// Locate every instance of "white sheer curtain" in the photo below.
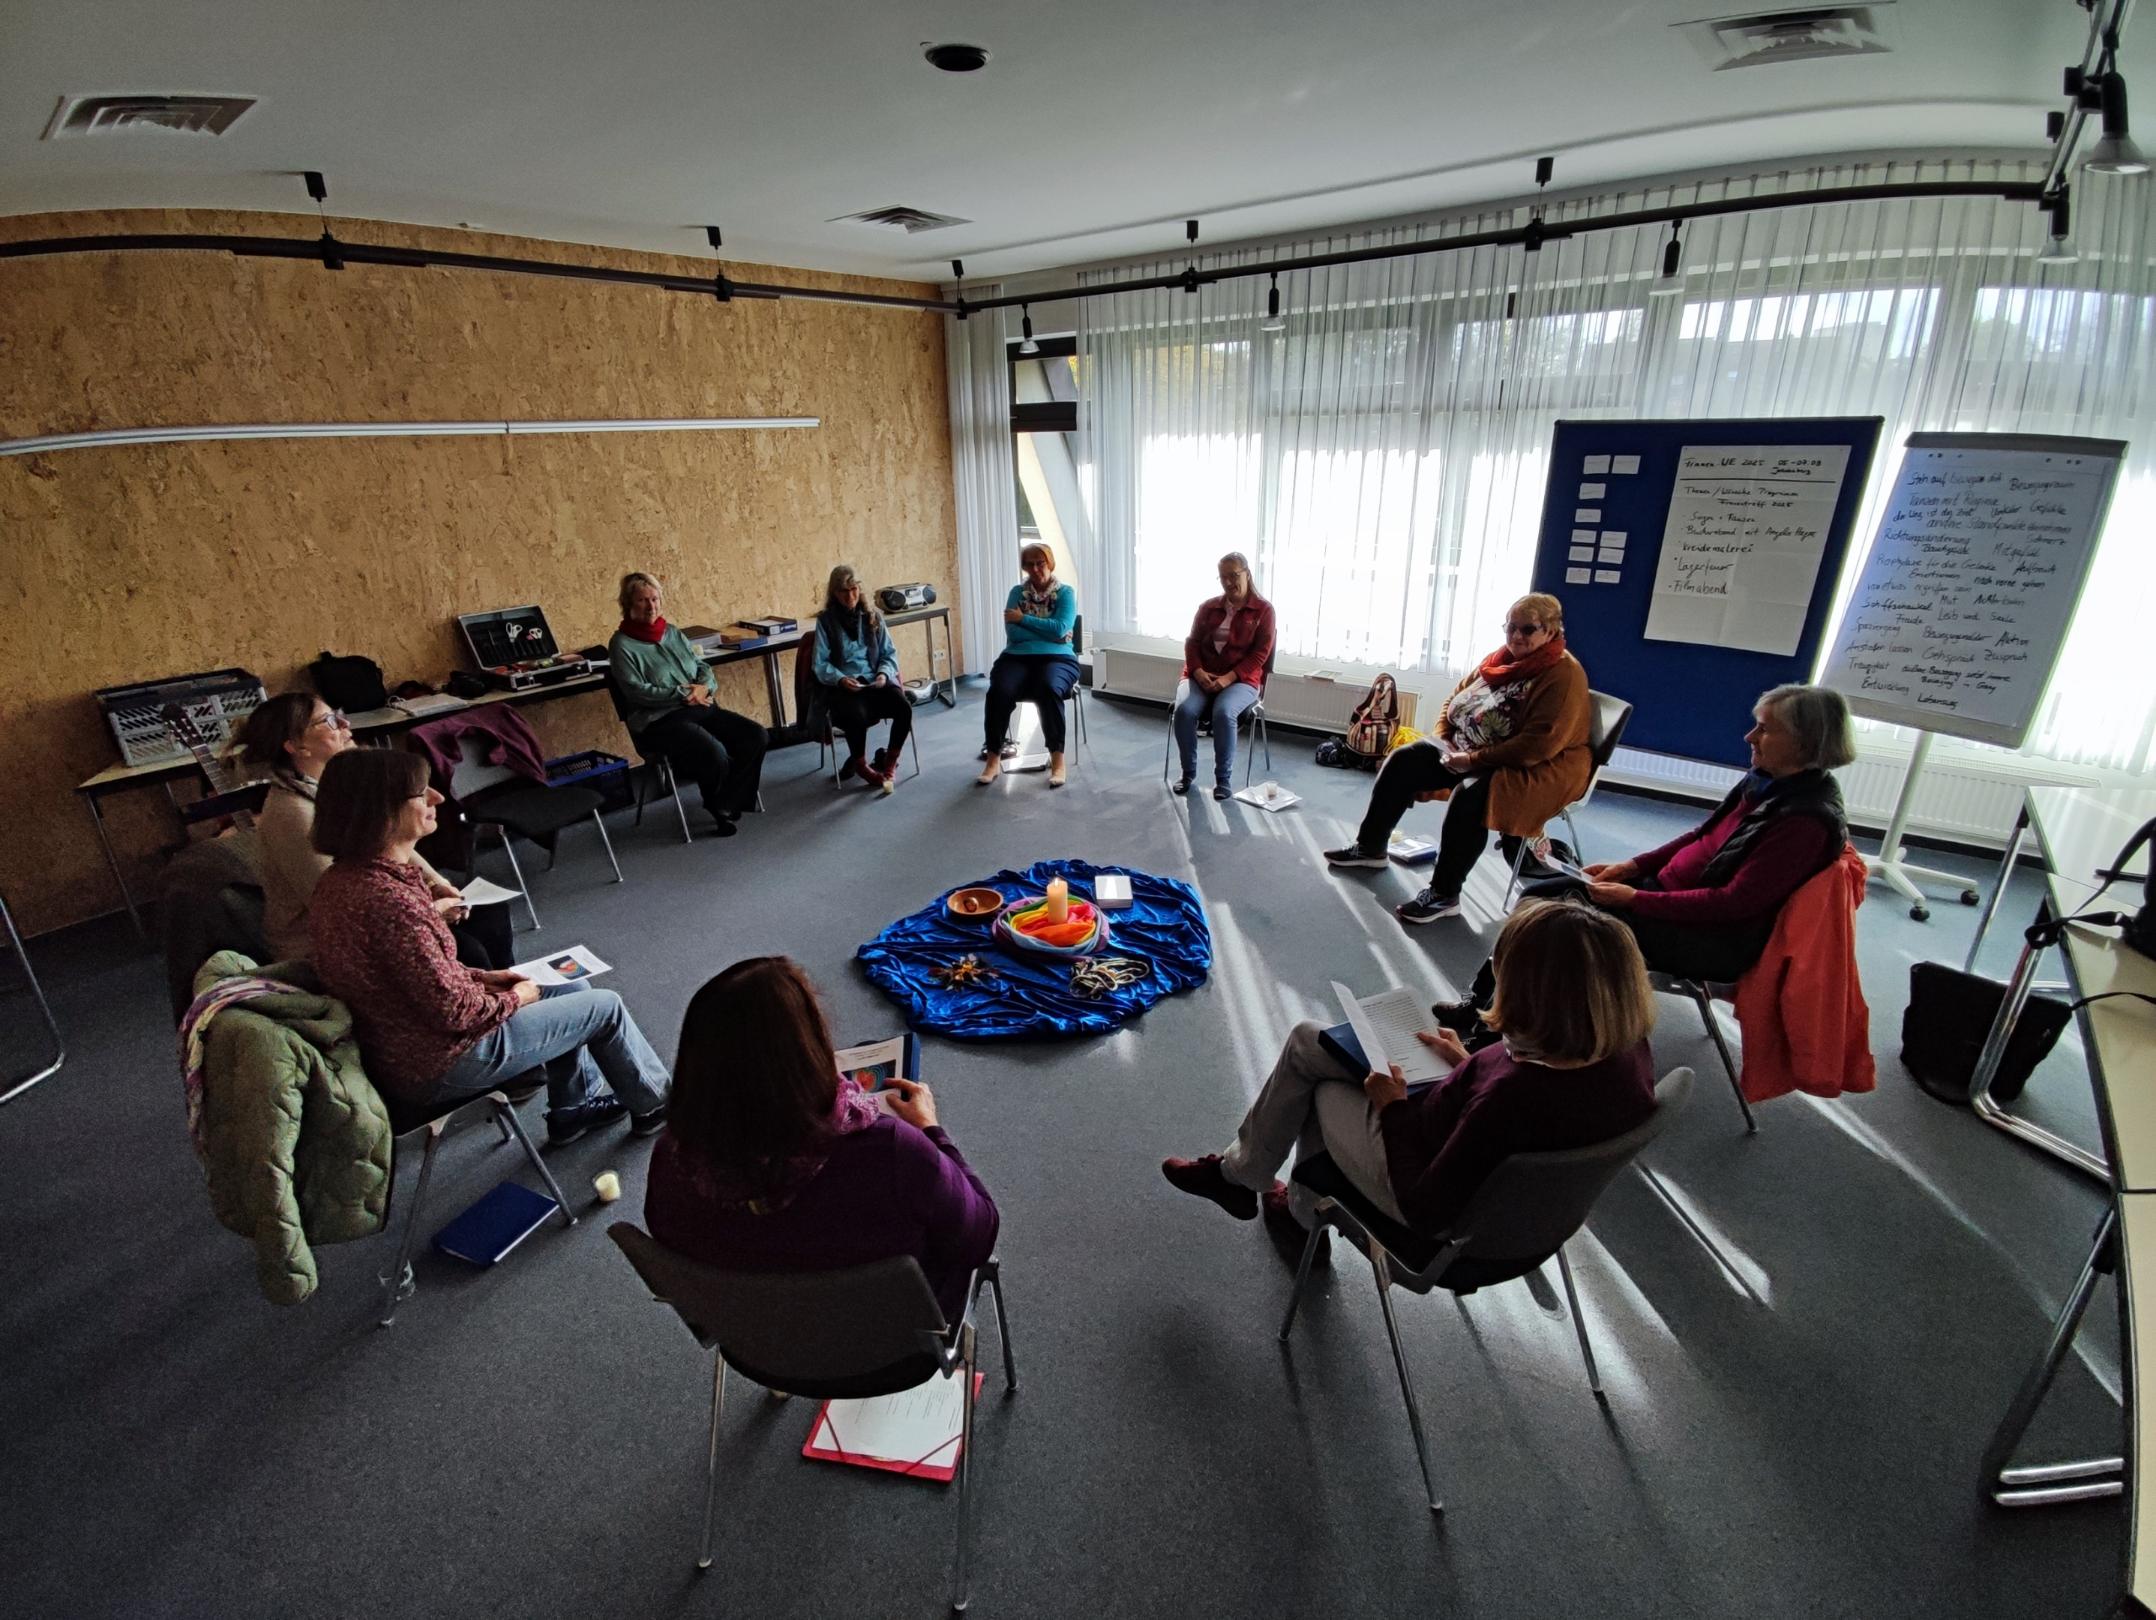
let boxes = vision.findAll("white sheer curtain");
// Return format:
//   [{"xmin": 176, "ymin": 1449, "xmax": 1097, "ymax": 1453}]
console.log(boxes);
[
  {"xmin": 1075, "ymin": 159, "xmax": 2156, "ymax": 773},
  {"xmin": 947, "ymin": 297, "xmax": 1017, "ymax": 676}
]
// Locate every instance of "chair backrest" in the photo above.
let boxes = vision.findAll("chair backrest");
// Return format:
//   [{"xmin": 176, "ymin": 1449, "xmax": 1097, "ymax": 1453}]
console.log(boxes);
[
  {"xmin": 1070, "ymin": 614, "xmax": 1085, "ymax": 656},
  {"xmin": 609, "ymin": 1223, "xmax": 949, "ymax": 1393},
  {"xmin": 792, "ymin": 633, "xmax": 831, "ymax": 736},
  {"xmin": 450, "ymin": 733, "xmax": 521, "ymax": 800},
  {"xmin": 1438, "ymin": 1066, "xmax": 1692, "ymax": 1268},
  {"xmin": 602, "ymin": 671, "xmax": 632, "ymax": 725},
  {"xmin": 1587, "ymin": 691, "xmax": 1633, "ymax": 772}
]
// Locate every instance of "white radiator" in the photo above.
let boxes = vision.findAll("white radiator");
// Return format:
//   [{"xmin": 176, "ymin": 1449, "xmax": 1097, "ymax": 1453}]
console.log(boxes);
[{"xmin": 1092, "ymin": 644, "xmax": 1421, "ymax": 732}]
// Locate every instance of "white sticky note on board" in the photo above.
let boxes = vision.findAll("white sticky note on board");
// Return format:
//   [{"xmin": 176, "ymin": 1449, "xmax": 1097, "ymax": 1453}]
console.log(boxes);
[
  {"xmin": 1565, "ymin": 566, "xmax": 1591, "ymax": 584},
  {"xmin": 1595, "ymin": 568, "xmax": 1621, "ymax": 583},
  {"xmin": 1569, "ymin": 546, "xmax": 1595, "ymax": 562},
  {"xmin": 1574, "ymin": 508, "xmax": 1601, "ymax": 523},
  {"xmin": 1612, "ymin": 455, "xmax": 1642, "ymax": 475},
  {"xmin": 1601, "ymin": 531, "xmax": 1627, "ymax": 547},
  {"xmin": 1598, "ymin": 546, "xmax": 1624, "ymax": 564},
  {"xmin": 1582, "ymin": 455, "xmax": 1612, "ymax": 475},
  {"xmin": 1579, "ymin": 482, "xmax": 1607, "ymax": 499},
  {"xmin": 1571, "ymin": 528, "xmax": 1595, "ymax": 544}
]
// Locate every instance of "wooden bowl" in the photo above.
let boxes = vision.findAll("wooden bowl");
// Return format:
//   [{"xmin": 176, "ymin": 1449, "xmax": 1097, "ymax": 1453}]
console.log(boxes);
[{"xmin": 946, "ymin": 886, "xmax": 1007, "ymax": 921}]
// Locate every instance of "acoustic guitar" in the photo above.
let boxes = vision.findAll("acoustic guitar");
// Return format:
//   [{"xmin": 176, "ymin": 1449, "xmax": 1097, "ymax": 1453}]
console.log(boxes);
[{"xmin": 158, "ymin": 703, "xmax": 267, "ymax": 833}]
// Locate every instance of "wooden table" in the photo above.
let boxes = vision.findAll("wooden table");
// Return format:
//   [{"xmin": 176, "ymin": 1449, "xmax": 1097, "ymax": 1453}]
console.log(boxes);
[{"xmin": 74, "ymin": 631, "xmax": 807, "ymax": 938}]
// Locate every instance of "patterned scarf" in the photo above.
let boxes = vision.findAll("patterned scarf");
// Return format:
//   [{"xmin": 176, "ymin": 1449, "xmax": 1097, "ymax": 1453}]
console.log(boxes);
[
  {"xmin": 178, "ymin": 973, "xmax": 310, "ymax": 1161},
  {"xmin": 1019, "ymin": 574, "xmax": 1061, "ymax": 619}
]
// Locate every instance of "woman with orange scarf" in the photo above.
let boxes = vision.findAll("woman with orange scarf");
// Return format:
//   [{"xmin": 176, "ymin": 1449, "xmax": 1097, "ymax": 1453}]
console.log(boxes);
[{"xmin": 1324, "ymin": 593, "xmax": 1591, "ymax": 924}]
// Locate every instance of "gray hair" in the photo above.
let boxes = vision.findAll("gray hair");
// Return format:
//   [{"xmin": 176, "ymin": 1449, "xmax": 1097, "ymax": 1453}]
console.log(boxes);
[
  {"xmin": 1757, "ymin": 684, "xmax": 1856, "ymax": 771},
  {"xmin": 1219, "ymin": 551, "xmax": 1252, "ymax": 580},
  {"xmin": 618, "ymin": 570, "xmax": 661, "ymax": 612}
]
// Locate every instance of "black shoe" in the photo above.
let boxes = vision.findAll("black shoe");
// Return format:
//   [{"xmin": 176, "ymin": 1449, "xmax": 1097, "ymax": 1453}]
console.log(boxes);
[
  {"xmin": 1396, "ymin": 887, "xmax": 1462, "ymax": 925},
  {"xmin": 1212, "ymin": 784, "xmax": 1231, "ymax": 801},
  {"xmin": 871, "ymin": 747, "xmax": 892, "ymax": 777},
  {"xmin": 629, "ymin": 1103, "xmax": 668, "ymax": 1139},
  {"xmin": 1323, "ymin": 844, "xmax": 1388, "ymax": 870},
  {"xmin": 1171, "ymin": 776, "xmax": 1193, "ymax": 796},
  {"xmin": 708, "ymin": 816, "xmax": 738, "ymax": 838},
  {"xmin": 547, "ymin": 1095, "xmax": 628, "ymax": 1147},
  {"xmin": 1430, "ymin": 997, "xmax": 1483, "ymax": 1037}
]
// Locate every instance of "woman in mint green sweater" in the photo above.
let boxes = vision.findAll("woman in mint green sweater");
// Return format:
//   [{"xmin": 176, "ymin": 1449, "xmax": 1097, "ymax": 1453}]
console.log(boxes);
[
  {"xmin": 976, "ymin": 542, "xmax": 1079, "ymax": 789},
  {"xmin": 608, "ymin": 572, "xmax": 768, "ymax": 836}
]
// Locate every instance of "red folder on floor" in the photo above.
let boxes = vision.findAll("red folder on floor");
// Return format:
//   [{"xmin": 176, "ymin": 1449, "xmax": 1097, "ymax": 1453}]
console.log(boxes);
[{"xmin": 801, "ymin": 1370, "xmax": 985, "ymax": 1484}]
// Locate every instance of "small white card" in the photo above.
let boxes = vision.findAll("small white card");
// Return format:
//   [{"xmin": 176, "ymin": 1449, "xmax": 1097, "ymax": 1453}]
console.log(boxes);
[
  {"xmin": 1611, "ymin": 454, "xmax": 1642, "ymax": 475},
  {"xmin": 1574, "ymin": 508, "xmax": 1601, "ymax": 523},
  {"xmin": 1582, "ymin": 454, "xmax": 1612, "ymax": 474},
  {"xmin": 1600, "ymin": 530, "xmax": 1627, "ymax": 546},
  {"xmin": 1598, "ymin": 546, "xmax": 1625, "ymax": 564},
  {"xmin": 1565, "ymin": 566, "xmax": 1591, "ymax": 584},
  {"xmin": 461, "ymin": 877, "xmax": 523, "ymax": 907},
  {"xmin": 1571, "ymin": 528, "xmax": 1595, "ymax": 544},
  {"xmin": 1579, "ymin": 481, "xmax": 1607, "ymax": 499},
  {"xmin": 1594, "ymin": 568, "xmax": 1621, "ymax": 583},
  {"xmin": 1569, "ymin": 545, "xmax": 1595, "ymax": 562}
]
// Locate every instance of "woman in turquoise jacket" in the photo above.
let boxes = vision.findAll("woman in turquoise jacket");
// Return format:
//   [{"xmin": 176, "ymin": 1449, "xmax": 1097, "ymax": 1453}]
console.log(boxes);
[
  {"xmin": 976, "ymin": 541, "xmax": 1079, "ymax": 789},
  {"xmin": 607, "ymin": 571, "xmax": 768, "ymax": 836},
  {"xmin": 813, "ymin": 565, "xmax": 911, "ymax": 794}
]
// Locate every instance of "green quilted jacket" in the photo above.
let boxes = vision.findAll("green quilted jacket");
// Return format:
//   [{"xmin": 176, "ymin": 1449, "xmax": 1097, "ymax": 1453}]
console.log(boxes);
[{"xmin": 192, "ymin": 951, "xmax": 393, "ymax": 1304}]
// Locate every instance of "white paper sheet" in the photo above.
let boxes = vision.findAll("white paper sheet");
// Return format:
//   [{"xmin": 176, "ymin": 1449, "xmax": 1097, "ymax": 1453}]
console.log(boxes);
[
  {"xmin": 1612, "ymin": 454, "xmax": 1642, "ymax": 475},
  {"xmin": 1598, "ymin": 547, "xmax": 1624, "ymax": 564},
  {"xmin": 1579, "ymin": 481, "xmax": 1607, "ymax": 499},
  {"xmin": 1582, "ymin": 454, "xmax": 1612, "ymax": 474},
  {"xmin": 1594, "ymin": 568, "xmax": 1621, "ymax": 583},
  {"xmin": 1333, "ymin": 981, "xmax": 1444, "ymax": 1082},
  {"xmin": 1565, "ymin": 566, "xmax": 1591, "ymax": 584},
  {"xmin": 510, "ymin": 944, "xmax": 613, "ymax": 986},
  {"xmin": 1571, "ymin": 528, "xmax": 1595, "ymax": 544},
  {"xmin": 809, "ymin": 1369, "xmax": 972, "ymax": 1473},
  {"xmin": 1568, "ymin": 546, "xmax": 1594, "ymax": 563},
  {"xmin": 1643, "ymin": 444, "xmax": 1851, "ymax": 655},
  {"xmin": 461, "ymin": 877, "xmax": 523, "ymax": 907},
  {"xmin": 1601, "ymin": 530, "xmax": 1627, "ymax": 546},
  {"xmin": 1574, "ymin": 508, "xmax": 1601, "ymax": 524},
  {"xmin": 1233, "ymin": 781, "xmax": 1300, "ymax": 812}
]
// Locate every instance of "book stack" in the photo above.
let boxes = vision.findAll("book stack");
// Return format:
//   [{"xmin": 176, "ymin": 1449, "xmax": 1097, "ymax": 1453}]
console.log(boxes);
[{"xmin": 725, "ymin": 616, "xmax": 799, "ymax": 644}]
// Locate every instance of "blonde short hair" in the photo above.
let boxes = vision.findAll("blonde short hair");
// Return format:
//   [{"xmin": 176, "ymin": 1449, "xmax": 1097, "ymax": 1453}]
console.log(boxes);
[
  {"xmin": 618, "ymin": 570, "xmax": 661, "ymax": 612},
  {"xmin": 1511, "ymin": 593, "xmax": 1563, "ymax": 633},
  {"xmin": 1020, "ymin": 541, "xmax": 1056, "ymax": 572},
  {"xmin": 1484, "ymin": 899, "xmax": 1655, "ymax": 1064}
]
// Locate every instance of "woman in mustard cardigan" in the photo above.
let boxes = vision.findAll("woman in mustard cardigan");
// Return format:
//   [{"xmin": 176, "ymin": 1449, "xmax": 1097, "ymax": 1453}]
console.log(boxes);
[{"xmin": 1324, "ymin": 593, "xmax": 1591, "ymax": 924}]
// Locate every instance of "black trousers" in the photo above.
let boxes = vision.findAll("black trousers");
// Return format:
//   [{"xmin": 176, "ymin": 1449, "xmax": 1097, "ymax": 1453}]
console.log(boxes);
[
  {"xmin": 451, "ymin": 901, "xmax": 514, "ymax": 971},
  {"xmin": 1464, "ymin": 882, "xmax": 1773, "ymax": 1006},
  {"xmin": 1355, "ymin": 741, "xmax": 1520, "ymax": 897},
  {"xmin": 640, "ymin": 704, "xmax": 769, "ymax": 818},
  {"xmin": 983, "ymin": 654, "xmax": 1081, "ymax": 755},
  {"xmin": 826, "ymin": 682, "xmax": 914, "ymax": 764}
]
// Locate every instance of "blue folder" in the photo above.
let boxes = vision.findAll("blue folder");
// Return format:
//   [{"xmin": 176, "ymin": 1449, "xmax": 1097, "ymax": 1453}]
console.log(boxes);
[{"xmin": 433, "ymin": 1181, "xmax": 559, "ymax": 1266}]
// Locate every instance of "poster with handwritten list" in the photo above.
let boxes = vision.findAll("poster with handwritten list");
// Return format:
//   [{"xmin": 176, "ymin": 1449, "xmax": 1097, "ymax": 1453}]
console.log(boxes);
[
  {"xmin": 1819, "ymin": 436, "xmax": 2125, "ymax": 749},
  {"xmin": 1643, "ymin": 445, "xmax": 1851, "ymax": 655}
]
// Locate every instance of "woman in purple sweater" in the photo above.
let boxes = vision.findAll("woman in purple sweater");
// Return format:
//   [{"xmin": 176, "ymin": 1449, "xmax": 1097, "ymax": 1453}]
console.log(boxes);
[
  {"xmin": 1161, "ymin": 902, "xmax": 1657, "ymax": 1260},
  {"xmin": 645, "ymin": 957, "xmax": 999, "ymax": 1322}
]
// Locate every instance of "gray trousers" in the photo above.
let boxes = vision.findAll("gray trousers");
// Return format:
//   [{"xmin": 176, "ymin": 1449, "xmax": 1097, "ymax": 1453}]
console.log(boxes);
[{"xmin": 1220, "ymin": 1021, "xmax": 1409, "ymax": 1228}]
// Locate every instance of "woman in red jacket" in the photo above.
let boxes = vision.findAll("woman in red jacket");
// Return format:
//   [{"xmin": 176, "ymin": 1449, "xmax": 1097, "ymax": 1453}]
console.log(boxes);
[
  {"xmin": 1171, "ymin": 552, "xmax": 1275, "ymax": 801},
  {"xmin": 1161, "ymin": 900, "xmax": 1657, "ymax": 1264}
]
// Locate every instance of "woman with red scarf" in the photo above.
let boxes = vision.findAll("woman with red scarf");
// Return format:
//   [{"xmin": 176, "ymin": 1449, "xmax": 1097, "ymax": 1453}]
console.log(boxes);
[
  {"xmin": 607, "ymin": 570, "xmax": 768, "ymax": 836},
  {"xmin": 644, "ymin": 956, "xmax": 1000, "ymax": 1324},
  {"xmin": 1325, "ymin": 593, "xmax": 1591, "ymax": 924}
]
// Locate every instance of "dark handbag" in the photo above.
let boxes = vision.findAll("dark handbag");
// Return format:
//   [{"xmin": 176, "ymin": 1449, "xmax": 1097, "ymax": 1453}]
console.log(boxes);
[
  {"xmin": 1900, "ymin": 961, "xmax": 2074, "ymax": 1105},
  {"xmin": 309, "ymin": 650, "xmax": 389, "ymax": 712}
]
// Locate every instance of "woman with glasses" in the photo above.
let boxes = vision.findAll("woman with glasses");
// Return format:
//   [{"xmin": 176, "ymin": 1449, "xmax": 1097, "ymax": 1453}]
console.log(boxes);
[
  {"xmin": 235, "ymin": 693, "xmax": 511, "ymax": 969},
  {"xmin": 1170, "ymin": 551, "xmax": 1275, "ymax": 801},
  {"xmin": 309, "ymin": 748, "xmax": 672, "ymax": 1146},
  {"xmin": 1323, "ymin": 593, "xmax": 1592, "ymax": 924},
  {"xmin": 811, "ymin": 564, "xmax": 911, "ymax": 794},
  {"xmin": 609, "ymin": 570, "xmax": 769, "ymax": 836},
  {"xmin": 975, "ymin": 541, "xmax": 1080, "ymax": 790}
]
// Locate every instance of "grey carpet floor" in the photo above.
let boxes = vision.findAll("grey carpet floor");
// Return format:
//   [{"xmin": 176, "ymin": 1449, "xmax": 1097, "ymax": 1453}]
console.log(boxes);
[{"xmin": 0, "ymin": 682, "xmax": 2127, "ymax": 1619}]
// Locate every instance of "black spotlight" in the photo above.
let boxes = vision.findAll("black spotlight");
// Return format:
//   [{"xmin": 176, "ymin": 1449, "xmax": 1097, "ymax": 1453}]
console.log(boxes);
[{"xmin": 924, "ymin": 43, "xmax": 990, "ymax": 72}]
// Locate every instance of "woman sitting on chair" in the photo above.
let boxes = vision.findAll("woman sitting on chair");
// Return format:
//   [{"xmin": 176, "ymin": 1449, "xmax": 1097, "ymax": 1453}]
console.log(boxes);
[
  {"xmin": 976, "ymin": 541, "xmax": 1079, "ymax": 791},
  {"xmin": 1171, "ymin": 551, "xmax": 1275, "ymax": 801},
  {"xmin": 645, "ymin": 956, "xmax": 999, "ymax": 1321},
  {"xmin": 308, "ymin": 749, "xmax": 672, "ymax": 1146},
  {"xmin": 1325, "ymin": 592, "xmax": 1591, "ymax": 926},
  {"xmin": 1435, "ymin": 684, "xmax": 1855, "ymax": 1034},
  {"xmin": 812, "ymin": 564, "xmax": 911, "ymax": 796},
  {"xmin": 608, "ymin": 570, "xmax": 768, "ymax": 837},
  {"xmin": 235, "ymin": 692, "xmax": 510, "ymax": 970},
  {"xmin": 1162, "ymin": 900, "xmax": 1656, "ymax": 1265}
]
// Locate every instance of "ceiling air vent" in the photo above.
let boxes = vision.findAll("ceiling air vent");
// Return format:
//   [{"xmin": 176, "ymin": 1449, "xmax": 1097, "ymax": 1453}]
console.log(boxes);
[
  {"xmin": 43, "ymin": 94, "xmax": 257, "ymax": 140},
  {"xmin": 1678, "ymin": 5, "xmax": 1896, "ymax": 70},
  {"xmin": 833, "ymin": 205, "xmax": 972, "ymax": 234}
]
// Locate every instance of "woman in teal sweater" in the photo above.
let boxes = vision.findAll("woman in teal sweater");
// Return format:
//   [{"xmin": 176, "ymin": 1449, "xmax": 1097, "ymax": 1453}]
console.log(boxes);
[
  {"xmin": 607, "ymin": 571, "xmax": 768, "ymax": 836},
  {"xmin": 976, "ymin": 542, "xmax": 1080, "ymax": 789},
  {"xmin": 812, "ymin": 564, "xmax": 911, "ymax": 794}
]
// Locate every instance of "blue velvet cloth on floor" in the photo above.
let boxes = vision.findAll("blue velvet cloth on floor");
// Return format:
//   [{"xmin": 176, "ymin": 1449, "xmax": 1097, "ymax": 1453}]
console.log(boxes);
[{"xmin": 857, "ymin": 858, "xmax": 1211, "ymax": 1039}]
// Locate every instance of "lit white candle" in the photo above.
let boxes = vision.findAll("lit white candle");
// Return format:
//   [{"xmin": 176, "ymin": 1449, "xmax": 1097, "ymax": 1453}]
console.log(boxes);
[{"xmin": 1044, "ymin": 877, "xmax": 1069, "ymax": 923}]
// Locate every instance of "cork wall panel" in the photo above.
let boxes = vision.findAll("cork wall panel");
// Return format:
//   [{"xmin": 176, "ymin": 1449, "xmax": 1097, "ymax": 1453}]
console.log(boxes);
[{"xmin": 0, "ymin": 210, "xmax": 960, "ymax": 934}]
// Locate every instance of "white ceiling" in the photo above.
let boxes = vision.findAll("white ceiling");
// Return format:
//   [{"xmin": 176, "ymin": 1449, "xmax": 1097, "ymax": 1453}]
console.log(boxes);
[{"xmin": 0, "ymin": 0, "xmax": 2138, "ymax": 284}]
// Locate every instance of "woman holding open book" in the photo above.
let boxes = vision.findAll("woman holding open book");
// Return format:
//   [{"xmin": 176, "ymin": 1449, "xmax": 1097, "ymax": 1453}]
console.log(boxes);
[
  {"xmin": 1161, "ymin": 901, "xmax": 1656, "ymax": 1265},
  {"xmin": 646, "ymin": 956, "xmax": 999, "ymax": 1322}
]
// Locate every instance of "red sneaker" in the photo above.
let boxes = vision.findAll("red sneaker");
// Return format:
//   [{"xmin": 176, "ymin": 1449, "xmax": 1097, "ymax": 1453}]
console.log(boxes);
[
  {"xmin": 1160, "ymin": 1154, "xmax": 1262, "ymax": 1220},
  {"xmin": 839, "ymin": 756, "xmax": 865, "ymax": 785},
  {"xmin": 1263, "ymin": 1184, "xmax": 1331, "ymax": 1270}
]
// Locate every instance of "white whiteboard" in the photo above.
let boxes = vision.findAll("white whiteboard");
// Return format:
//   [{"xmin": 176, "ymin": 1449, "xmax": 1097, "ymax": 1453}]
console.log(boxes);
[{"xmin": 1819, "ymin": 433, "xmax": 2126, "ymax": 748}]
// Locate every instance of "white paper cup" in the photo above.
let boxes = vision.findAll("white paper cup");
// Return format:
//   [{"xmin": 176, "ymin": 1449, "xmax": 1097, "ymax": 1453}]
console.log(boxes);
[{"xmin": 593, "ymin": 1170, "xmax": 622, "ymax": 1204}]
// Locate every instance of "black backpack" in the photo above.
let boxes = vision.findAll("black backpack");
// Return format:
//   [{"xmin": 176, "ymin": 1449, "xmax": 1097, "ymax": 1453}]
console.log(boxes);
[{"xmin": 309, "ymin": 650, "xmax": 388, "ymax": 712}]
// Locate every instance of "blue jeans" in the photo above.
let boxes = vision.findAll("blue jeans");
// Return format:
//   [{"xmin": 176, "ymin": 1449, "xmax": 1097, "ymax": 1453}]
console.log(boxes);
[
  {"xmin": 429, "ymin": 987, "xmax": 671, "ymax": 1118},
  {"xmin": 1173, "ymin": 680, "xmax": 1262, "ymax": 786}
]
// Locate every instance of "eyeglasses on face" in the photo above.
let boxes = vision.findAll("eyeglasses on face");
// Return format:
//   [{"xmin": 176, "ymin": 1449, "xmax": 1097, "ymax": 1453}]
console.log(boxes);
[
  {"xmin": 1503, "ymin": 620, "xmax": 1547, "ymax": 636},
  {"xmin": 309, "ymin": 709, "xmax": 351, "ymax": 731}
]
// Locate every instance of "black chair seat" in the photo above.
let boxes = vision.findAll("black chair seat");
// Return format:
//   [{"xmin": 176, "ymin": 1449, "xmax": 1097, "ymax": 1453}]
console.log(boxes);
[
  {"xmin": 1291, "ymin": 1154, "xmax": 1548, "ymax": 1293},
  {"xmin": 721, "ymin": 1346, "xmax": 944, "ymax": 1403},
  {"xmin": 471, "ymin": 783, "xmax": 603, "ymax": 839}
]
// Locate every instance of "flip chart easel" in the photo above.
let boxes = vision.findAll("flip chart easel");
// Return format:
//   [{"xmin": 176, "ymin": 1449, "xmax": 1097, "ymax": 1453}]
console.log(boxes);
[{"xmin": 1819, "ymin": 433, "xmax": 2126, "ymax": 920}]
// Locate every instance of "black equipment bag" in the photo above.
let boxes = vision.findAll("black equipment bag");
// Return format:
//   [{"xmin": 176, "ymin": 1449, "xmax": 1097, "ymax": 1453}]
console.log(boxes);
[
  {"xmin": 309, "ymin": 650, "xmax": 389, "ymax": 712},
  {"xmin": 1901, "ymin": 961, "xmax": 2073, "ymax": 1105}
]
